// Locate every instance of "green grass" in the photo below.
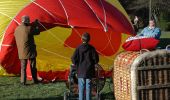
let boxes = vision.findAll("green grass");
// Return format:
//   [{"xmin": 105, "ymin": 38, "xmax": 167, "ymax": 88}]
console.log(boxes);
[
  {"xmin": 0, "ymin": 77, "xmax": 114, "ymax": 100},
  {"xmin": 161, "ymin": 32, "xmax": 170, "ymax": 38},
  {"xmin": 0, "ymin": 77, "xmax": 66, "ymax": 99}
]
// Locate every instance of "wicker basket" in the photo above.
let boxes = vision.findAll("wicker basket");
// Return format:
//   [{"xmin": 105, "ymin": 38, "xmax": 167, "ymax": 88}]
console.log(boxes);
[{"xmin": 113, "ymin": 49, "xmax": 170, "ymax": 100}]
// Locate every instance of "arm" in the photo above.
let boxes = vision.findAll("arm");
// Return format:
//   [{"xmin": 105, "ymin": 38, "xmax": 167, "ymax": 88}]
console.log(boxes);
[
  {"xmin": 153, "ymin": 28, "xmax": 161, "ymax": 39},
  {"xmin": 144, "ymin": 28, "xmax": 161, "ymax": 39},
  {"xmin": 92, "ymin": 48, "xmax": 99, "ymax": 64},
  {"xmin": 71, "ymin": 48, "xmax": 79, "ymax": 66},
  {"xmin": 137, "ymin": 28, "xmax": 145, "ymax": 36},
  {"xmin": 31, "ymin": 19, "xmax": 40, "ymax": 35}
]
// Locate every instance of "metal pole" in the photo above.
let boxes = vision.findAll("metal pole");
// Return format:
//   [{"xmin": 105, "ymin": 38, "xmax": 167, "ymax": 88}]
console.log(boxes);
[{"xmin": 149, "ymin": 0, "xmax": 152, "ymax": 20}]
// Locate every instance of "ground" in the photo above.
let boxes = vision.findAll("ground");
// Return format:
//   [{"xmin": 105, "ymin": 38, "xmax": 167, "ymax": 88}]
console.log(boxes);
[{"xmin": 0, "ymin": 77, "xmax": 114, "ymax": 100}]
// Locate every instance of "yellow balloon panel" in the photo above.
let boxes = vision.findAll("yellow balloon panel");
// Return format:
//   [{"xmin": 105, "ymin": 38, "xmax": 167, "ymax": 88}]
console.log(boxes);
[
  {"xmin": 0, "ymin": 0, "xmax": 31, "ymax": 40},
  {"xmin": 0, "ymin": 0, "xmax": 31, "ymax": 17},
  {"xmin": 35, "ymin": 27, "xmax": 74, "ymax": 71},
  {"xmin": 0, "ymin": 16, "xmax": 11, "ymax": 40},
  {"xmin": 0, "ymin": 65, "xmax": 15, "ymax": 76}
]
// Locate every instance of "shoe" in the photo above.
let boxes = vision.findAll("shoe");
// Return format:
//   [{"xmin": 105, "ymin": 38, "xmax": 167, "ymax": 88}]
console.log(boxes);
[
  {"xmin": 34, "ymin": 81, "xmax": 40, "ymax": 84},
  {"xmin": 20, "ymin": 82, "xmax": 26, "ymax": 86},
  {"xmin": 34, "ymin": 78, "xmax": 44, "ymax": 84}
]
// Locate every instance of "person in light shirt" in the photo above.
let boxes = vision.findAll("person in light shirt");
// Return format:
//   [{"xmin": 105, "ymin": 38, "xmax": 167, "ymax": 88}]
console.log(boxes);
[{"xmin": 137, "ymin": 19, "xmax": 161, "ymax": 40}]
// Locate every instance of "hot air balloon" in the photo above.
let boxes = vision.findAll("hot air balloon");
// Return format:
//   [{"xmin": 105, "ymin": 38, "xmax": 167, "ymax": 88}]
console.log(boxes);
[{"xmin": 0, "ymin": 0, "xmax": 134, "ymax": 81}]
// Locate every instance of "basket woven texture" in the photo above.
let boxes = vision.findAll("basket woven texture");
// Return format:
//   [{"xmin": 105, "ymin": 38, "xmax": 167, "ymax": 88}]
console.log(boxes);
[{"xmin": 113, "ymin": 50, "xmax": 170, "ymax": 100}]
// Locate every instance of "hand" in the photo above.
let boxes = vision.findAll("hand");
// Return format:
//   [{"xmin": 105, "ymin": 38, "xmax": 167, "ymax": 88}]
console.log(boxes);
[
  {"xmin": 34, "ymin": 19, "xmax": 39, "ymax": 26},
  {"xmin": 35, "ymin": 19, "xmax": 39, "ymax": 23},
  {"xmin": 95, "ymin": 64, "xmax": 103, "ymax": 71},
  {"xmin": 95, "ymin": 64, "xmax": 100, "ymax": 67},
  {"xmin": 71, "ymin": 64, "xmax": 75, "ymax": 66}
]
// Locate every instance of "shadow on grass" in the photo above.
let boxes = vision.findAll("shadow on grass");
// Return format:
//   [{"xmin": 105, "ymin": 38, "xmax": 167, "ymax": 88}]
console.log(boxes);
[
  {"xmin": 15, "ymin": 93, "xmax": 115, "ymax": 100},
  {"xmin": 16, "ymin": 96, "xmax": 63, "ymax": 100},
  {"xmin": 0, "ymin": 84, "xmax": 14, "ymax": 86},
  {"xmin": 101, "ymin": 91, "xmax": 115, "ymax": 100}
]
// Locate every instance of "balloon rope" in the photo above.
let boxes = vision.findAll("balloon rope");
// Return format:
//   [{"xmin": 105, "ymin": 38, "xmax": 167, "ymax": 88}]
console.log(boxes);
[
  {"xmin": 40, "ymin": 48, "xmax": 70, "ymax": 60},
  {"xmin": 100, "ymin": 0, "xmax": 107, "ymax": 31},
  {"xmin": 36, "ymin": 22, "xmax": 73, "ymax": 61},
  {"xmin": 29, "ymin": 1, "xmax": 74, "ymax": 50},
  {"xmin": 38, "ymin": 26, "xmax": 110, "ymax": 69},
  {"xmin": 83, "ymin": 0, "xmax": 117, "ymax": 63},
  {"xmin": 0, "ymin": 33, "xmax": 3, "ymax": 38},
  {"xmin": 58, "ymin": 0, "xmax": 70, "ymax": 25},
  {"xmin": 30, "ymin": 0, "xmax": 58, "ymax": 21},
  {"xmin": 31, "ymin": 0, "xmax": 115, "ymax": 57},
  {"xmin": 0, "ymin": 12, "xmax": 20, "ymax": 25},
  {"xmin": 84, "ymin": 0, "xmax": 107, "ymax": 32},
  {"xmin": 38, "ymin": 22, "xmax": 74, "ymax": 50},
  {"xmin": 73, "ymin": 28, "xmax": 114, "ymax": 60}
]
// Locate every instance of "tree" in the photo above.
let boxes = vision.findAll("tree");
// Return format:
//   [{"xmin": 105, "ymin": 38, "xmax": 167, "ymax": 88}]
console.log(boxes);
[{"xmin": 119, "ymin": 0, "xmax": 170, "ymax": 30}]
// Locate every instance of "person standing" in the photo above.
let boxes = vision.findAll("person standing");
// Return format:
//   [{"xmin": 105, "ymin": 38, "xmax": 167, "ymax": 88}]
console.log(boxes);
[
  {"xmin": 133, "ymin": 16, "xmax": 139, "ymax": 33},
  {"xmin": 71, "ymin": 32, "xmax": 99, "ymax": 100},
  {"xmin": 134, "ymin": 16, "xmax": 139, "ymax": 26},
  {"xmin": 14, "ymin": 15, "xmax": 41, "ymax": 85}
]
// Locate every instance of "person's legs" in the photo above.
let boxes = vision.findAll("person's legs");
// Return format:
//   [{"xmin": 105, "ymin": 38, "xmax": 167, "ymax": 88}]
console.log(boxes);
[
  {"xmin": 78, "ymin": 78, "xmax": 85, "ymax": 100},
  {"xmin": 86, "ymin": 79, "xmax": 92, "ymax": 100},
  {"xmin": 29, "ymin": 58, "xmax": 38, "ymax": 83},
  {"xmin": 20, "ymin": 59, "xmax": 27, "ymax": 84}
]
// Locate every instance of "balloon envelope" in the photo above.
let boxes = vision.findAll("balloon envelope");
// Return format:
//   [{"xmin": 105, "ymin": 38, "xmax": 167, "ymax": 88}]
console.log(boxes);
[{"xmin": 0, "ymin": 0, "xmax": 134, "ymax": 80}]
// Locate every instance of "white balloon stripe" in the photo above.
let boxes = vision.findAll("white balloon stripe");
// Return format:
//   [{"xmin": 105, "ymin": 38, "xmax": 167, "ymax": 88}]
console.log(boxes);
[
  {"xmin": 100, "ymin": 0, "xmax": 107, "ymax": 30},
  {"xmin": 0, "ymin": 44, "xmax": 13, "ymax": 46},
  {"xmin": 0, "ymin": 12, "xmax": 20, "ymax": 25},
  {"xmin": 40, "ymin": 48, "xmax": 70, "ymax": 60},
  {"xmin": 73, "ymin": 28, "xmax": 114, "ymax": 61},
  {"xmin": 58, "ymin": 0, "xmax": 70, "ymax": 26},
  {"xmin": 84, "ymin": 0, "xmax": 107, "ymax": 32},
  {"xmin": 38, "ymin": 22, "xmax": 74, "ymax": 50},
  {"xmin": 30, "ymin": 0, "xmax": 58, "ymax": 21}
]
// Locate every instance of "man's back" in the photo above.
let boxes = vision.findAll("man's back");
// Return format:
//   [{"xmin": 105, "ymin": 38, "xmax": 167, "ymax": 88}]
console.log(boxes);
[{"xmin": 14, "ymin": 24, "xmax": 36, "ymax": 59}]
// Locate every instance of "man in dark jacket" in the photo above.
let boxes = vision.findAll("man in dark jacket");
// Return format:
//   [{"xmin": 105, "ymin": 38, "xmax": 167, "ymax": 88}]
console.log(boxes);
[
  {"xmin": 14, "ymin": 15, "xmax": 40, "ymax": 85},
  {"xmin": 71, "ymin": 32, "xmax": 99, "ymax": 100}
]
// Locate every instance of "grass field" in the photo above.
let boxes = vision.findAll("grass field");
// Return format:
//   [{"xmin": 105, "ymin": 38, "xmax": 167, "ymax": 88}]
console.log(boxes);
[
  {"xmin": 0, "ymin": 77, "xmax": 114, "ymax": 100},
  {"xmin": 161, "ymin": 32, "xmax": 170, "ymax": 38}
]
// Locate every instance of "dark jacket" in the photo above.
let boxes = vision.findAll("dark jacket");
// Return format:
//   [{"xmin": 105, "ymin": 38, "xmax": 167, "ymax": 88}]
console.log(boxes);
[
  {"xmin": 71, "ymin": 43, "xmax": 99, "ymax": 78},
  {"xmin": 14, "ymin": 23, "xmax": 40, "ymax": 59}
]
